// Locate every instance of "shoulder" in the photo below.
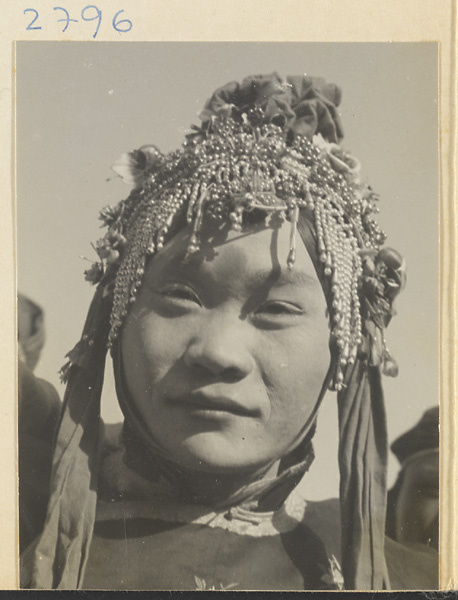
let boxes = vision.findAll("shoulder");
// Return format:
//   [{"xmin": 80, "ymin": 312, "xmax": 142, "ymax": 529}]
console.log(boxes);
[
  {"xmin": 385, "ymin": 536, "xmax": 438, "ymax": 590},
  {"xmin": 18, "ymin": 360, "xmax": 61, "ymax": 441},
  {"xmin": 18, "ymin": 361, "xmax": 62, "ymax": 552},
  {"xmin": 297, "ymin": 495, "xmax": 438, "ymax": 590},
  {"xmin": 300, "ymin": 497, "xmax": 341, "ymax": 555}
]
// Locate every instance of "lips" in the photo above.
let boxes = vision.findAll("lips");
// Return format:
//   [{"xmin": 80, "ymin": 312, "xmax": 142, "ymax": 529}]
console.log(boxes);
[{"xmin": 170, "ymin": 392, "xmax": 258, "ymax": 417}]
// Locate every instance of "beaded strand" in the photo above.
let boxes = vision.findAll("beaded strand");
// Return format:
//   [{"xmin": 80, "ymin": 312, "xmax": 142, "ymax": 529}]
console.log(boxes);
[{"xmin": 93, "ymin": 116, "xmax": 385, "ymax": 390}]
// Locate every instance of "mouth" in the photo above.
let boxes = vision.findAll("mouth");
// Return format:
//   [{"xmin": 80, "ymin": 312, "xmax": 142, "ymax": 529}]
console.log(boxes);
[{"xmin": 171, "ymin": 393, "xmax": 258, "ymax": 417}]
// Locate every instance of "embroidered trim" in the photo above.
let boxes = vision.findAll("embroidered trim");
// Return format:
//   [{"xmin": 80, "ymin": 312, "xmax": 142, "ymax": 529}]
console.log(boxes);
[
  {"xmin": 96, "ymin": 489, "xmax": 307, "ymax": 537},
  {"xmin": 98, "ymin": 433, "xmax": 309, "ymax": 536}
]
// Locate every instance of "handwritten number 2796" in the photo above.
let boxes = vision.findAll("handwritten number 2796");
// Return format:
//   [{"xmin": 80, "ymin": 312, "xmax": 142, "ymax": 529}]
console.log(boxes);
[{"xmin": 24, "ymin": 7, "xmax": 133, "ymax": 37}]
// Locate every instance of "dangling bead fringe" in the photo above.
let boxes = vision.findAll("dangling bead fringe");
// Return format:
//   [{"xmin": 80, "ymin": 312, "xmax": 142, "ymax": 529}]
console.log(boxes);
[{"xmin": 96, "ymin": 117, "xmax": 387, "ymax": 386}]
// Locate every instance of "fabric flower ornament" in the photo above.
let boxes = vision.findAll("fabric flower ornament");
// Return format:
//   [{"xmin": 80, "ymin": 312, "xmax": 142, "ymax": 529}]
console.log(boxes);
[
  {"xmin": 376, "ymin": 247, "xmax": 407, "ymax": 302},
  {"xmin": 95, "ymin": 230, "xmax": 127, "ymax": 266},
  {"xmin": 112, "ymin": 145, "xmax": 164, "ymax": 187},
  {"xmin": 362, "ymin": 247, "xmax": 406, "ymax": 324},
  {"xmin": 84, "ymin": 262, "xmax": 104, "ymax": 285},
  {"xmin": 313, "ymin": 133, "xmax": 361, "ymax": 182},
  {"xmin": 196, "ymin": 72, "xmax": 344, "ymax": 143},
  {"xmin": 99, "ymin": 204, "xmax": 124, "ymax": 228},
  {"xmin": 361, "ymin": 247, "xmax": 406, "ymax": 374}
]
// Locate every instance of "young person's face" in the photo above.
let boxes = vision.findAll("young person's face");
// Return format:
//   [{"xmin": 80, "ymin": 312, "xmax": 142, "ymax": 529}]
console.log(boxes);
[{"xmin": 121, "ymin": 217, "xmax": 330, "ymax": 474}]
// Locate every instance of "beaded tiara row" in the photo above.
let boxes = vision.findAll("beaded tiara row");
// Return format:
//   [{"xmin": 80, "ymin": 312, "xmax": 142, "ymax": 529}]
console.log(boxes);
[{"xmin": 85, "ymin": 108, "xmax": 388, "ymax": 391}]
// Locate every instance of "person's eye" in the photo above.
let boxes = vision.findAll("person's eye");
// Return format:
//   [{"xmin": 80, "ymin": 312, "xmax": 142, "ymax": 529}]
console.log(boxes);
[
  {"xmin": 251, "ymin": 301, "xmax": 306, "ymax": 330},
  {"xmin": 257, "ymin": 301, "xmax": 305, "ymax": 316},
  {"xmin": 159, "ymin": 284, "xmax": 202, "ymax": 305}
]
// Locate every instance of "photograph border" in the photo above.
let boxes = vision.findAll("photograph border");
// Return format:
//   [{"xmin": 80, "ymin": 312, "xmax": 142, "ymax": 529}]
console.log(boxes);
[{"xmin": 1, "ymin": 0, "xmax": 456, "ymax": 589}]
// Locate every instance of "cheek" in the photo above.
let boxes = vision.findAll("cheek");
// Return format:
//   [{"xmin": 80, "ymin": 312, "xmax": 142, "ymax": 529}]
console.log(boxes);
[
  {"xmin": 121, "ymin": 310, "xmax": 190, "ymax": 386},
  {"xmin": 259, "ymin": 327, "xmax": 330, "ymax": 422}
]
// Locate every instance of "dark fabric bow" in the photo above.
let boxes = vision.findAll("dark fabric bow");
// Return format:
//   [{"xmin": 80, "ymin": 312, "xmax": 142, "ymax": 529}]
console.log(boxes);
[{"xmin": 195, "ymin": 72, "xmax": 344, "ymax": 143}]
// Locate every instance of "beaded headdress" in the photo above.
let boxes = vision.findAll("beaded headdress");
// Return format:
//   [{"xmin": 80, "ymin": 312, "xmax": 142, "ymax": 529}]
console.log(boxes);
[{"xmin": 76, "ymin": 73, "xmax": 405, "ymax": 391}]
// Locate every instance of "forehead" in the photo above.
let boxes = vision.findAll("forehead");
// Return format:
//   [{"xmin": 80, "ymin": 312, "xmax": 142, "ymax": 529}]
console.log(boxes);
[{"xmin": 149, "ymin": 218, "xmax": 321, "ymax": 289}]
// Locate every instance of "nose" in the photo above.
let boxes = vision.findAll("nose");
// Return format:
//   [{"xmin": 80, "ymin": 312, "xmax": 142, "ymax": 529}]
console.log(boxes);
[{"xmin": 184, "ymin": 311, "xmax": 254, "ymax": 381}]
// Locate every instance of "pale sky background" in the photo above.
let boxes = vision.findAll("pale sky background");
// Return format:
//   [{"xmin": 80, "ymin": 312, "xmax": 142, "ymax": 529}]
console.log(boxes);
[{"xmin": 16, "ymin": 42, "xmax": 438, "ymax": 500}]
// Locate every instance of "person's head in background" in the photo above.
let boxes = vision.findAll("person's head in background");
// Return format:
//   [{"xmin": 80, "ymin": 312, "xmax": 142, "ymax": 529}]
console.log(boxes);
[
  {"xmin": 386, "ymin": 406, "xmax": 439, "ymax": 549},
  {"xmin": 18, "ymin": 293, "xmax": 45, "ymax": 371}
]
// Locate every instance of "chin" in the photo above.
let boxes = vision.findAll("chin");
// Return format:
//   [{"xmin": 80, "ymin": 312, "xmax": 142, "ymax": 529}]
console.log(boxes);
[{"xmin": 170, "ymin": 433, "xmax": 269, "ymax": 475}]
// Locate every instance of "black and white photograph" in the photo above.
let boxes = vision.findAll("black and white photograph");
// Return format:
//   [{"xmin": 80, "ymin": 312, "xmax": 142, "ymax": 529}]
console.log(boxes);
[{"xmin": 16, "ymin": 42, "xmax": 439, "ymax": 590}]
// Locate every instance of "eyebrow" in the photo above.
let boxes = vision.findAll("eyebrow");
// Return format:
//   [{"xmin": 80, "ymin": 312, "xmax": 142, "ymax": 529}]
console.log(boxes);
[
  {"xmin": 273, "ymin": 268, "xmax": 319, "ymax": 288},
  {"xmin": 161, "ymin": 254, "xmax": 319, "ymax": 291},
  {"xmin": 243, "ymin": 267, "xmax": 320, "ymax": 290}
]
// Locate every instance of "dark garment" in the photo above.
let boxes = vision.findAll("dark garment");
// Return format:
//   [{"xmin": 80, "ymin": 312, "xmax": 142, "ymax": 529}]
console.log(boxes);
[
  {"xmin": 83, "ymin": 500, "xmax": 338, "ymax": 590},
  {"xmin": 385, "ymin": 536, "xmax": 439, "ymax": 590},
  {"xmin": 18, "ymin": 360, "xmax": 61, "ymax": 553},
  {"xmin": 79, "ymin": 495, "xmax": 437, "ymax": 591}
]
